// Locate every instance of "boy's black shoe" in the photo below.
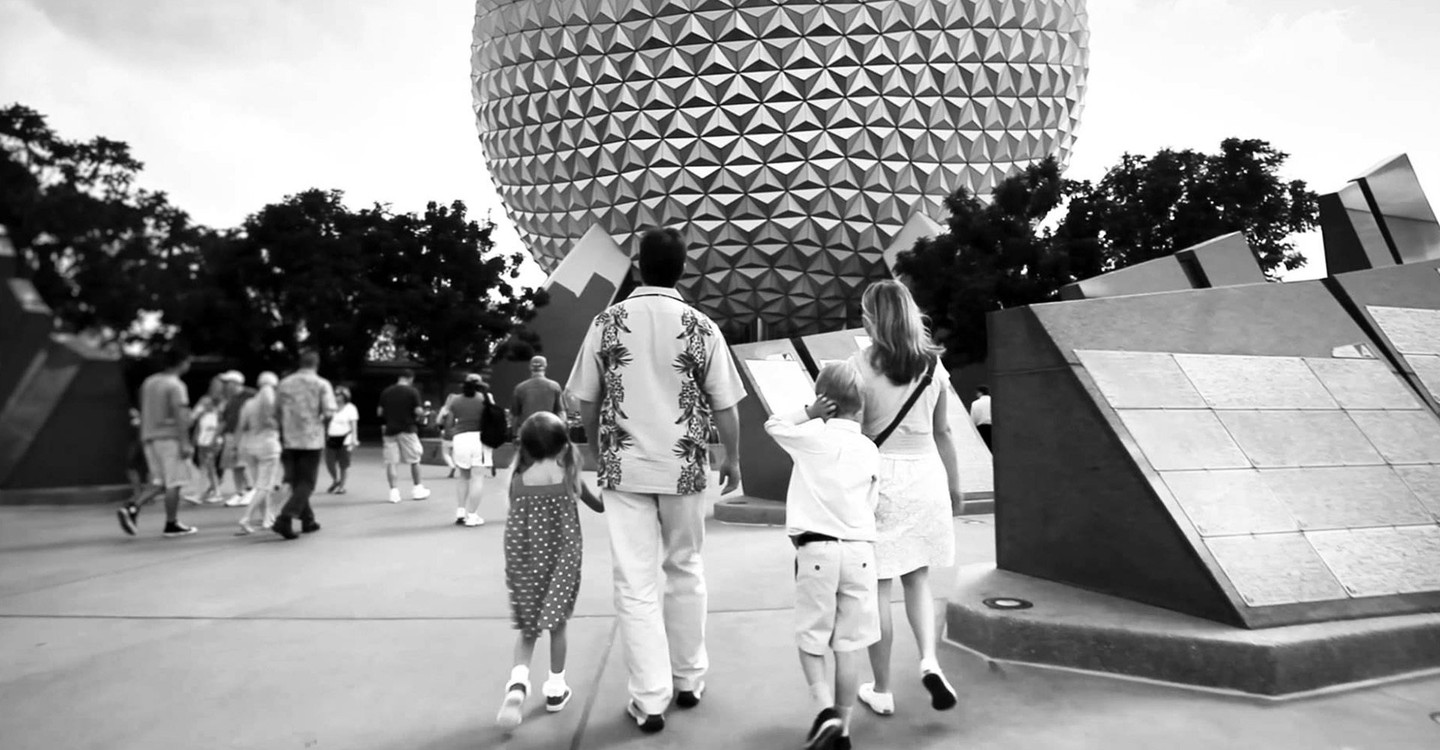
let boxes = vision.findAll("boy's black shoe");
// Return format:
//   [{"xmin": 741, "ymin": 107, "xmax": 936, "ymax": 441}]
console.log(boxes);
[
  {"xmin": 117, "ymin": 505, "xmax": 139, "ymax": 536},
  {"xmin": 922, "ymin": 670, "xmax": 958, "ymax": 710},
  {"xmin": 675, "ymin": 681, "xmax": 705, "ymax": 709},
  {"xmin": 804, "ymin": 707, "xmax": 842, "ymax": 750},
  {"xmin": 626, "ymin": 701, "xmax": 664, "ymax": 733},
  {"xmin": 162, "ymin": 521, "xmax": 197, "ymax": 538},
  {"xmin": 834, "ymin": 736, "xmax": 852, "ymax": 750},
  {"xmin": 271, "ymin": 516, "xmax": 298, "ymax": 540},
  {"xmin": 301, "ymin": 521, "xmax": 321, "ymax": 534}
]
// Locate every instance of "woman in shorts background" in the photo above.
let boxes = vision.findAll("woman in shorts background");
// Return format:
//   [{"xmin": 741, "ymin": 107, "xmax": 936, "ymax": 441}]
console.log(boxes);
[
  {"xmin": 191, "ymin": 375, "xmax": 227, "ymax": 504},
  {"xmin": 446, "ymin": 373, "xmax": 494, "ymax": 528},
  {"xmin": 325, "ymin": 386, "xmax": 359, "ymax": 494}
]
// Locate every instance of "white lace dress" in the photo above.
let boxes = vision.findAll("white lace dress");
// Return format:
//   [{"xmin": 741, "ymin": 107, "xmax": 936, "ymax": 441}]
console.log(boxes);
[{"xmin": 848, "ymin": 350, "xmax": 956, "ymax": 579}]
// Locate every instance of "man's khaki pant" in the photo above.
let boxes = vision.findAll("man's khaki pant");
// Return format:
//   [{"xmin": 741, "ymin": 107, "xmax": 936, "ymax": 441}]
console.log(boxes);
[{"xmin": 604, "ymin": 490, "xmax": 709, "ymax": 715}]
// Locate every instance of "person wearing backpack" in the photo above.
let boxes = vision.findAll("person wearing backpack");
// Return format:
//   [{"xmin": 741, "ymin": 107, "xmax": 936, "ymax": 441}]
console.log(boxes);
[{"xmin": 446, "ymin": 372, "xmax": 503, "ymax": 527}]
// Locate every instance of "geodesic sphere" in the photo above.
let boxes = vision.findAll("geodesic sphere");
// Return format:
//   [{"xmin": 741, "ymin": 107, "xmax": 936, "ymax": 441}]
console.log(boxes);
[{"xmin": 471, "ymin": 0, "xmax": 1089, "ymax": 338}]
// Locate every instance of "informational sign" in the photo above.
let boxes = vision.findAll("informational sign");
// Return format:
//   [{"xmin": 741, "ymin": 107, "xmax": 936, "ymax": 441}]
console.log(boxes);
[{"xmin": 745, "ymin": 358, "xmax": 815, "ymax": 415}]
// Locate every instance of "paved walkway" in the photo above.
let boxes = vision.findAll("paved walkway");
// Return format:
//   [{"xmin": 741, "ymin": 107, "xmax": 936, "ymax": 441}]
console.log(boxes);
[{"xmin": 1, "ymin": 450, "xmax": 1438, "ymax": 749}]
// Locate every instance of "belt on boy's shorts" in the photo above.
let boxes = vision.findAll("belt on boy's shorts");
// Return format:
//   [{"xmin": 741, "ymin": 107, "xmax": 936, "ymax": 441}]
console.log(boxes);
[{"xmin": 791, "ymin": 531, "xmax": 839, "ymax": 548}]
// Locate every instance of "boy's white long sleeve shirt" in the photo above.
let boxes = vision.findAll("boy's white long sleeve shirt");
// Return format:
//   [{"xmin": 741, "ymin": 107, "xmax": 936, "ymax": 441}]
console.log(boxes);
[{"xmin": 763, "ymin": 409, "xmax": 880, "ymax": 541}]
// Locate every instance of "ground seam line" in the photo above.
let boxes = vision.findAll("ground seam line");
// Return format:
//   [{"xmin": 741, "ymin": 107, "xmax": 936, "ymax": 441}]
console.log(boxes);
[{"xmin": 570, "ymin": 619, "xmax": 617, "ymax": 750}]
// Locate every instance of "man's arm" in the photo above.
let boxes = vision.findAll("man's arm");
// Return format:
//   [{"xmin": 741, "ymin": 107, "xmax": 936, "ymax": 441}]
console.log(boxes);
[
  {"xmin": 553, "ymin": 385, "xmax": 567, "ymax": 421},
  {"xmin": 171, "ymin": 385, "xmax": 194, "ymax": 456},
  {"xmin": 713, "ymin": 405, "xmax": 742, "ymax": 495}
]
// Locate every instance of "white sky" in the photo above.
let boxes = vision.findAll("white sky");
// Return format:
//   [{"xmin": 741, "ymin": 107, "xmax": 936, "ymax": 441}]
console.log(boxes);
[{"xmin": 2, "ymin": 0, "xmax": 1438, "ymax": 285}]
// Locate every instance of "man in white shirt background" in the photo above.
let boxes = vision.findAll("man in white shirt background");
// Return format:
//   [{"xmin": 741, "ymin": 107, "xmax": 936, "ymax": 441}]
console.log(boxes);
[{"xmin": 970, "ymin": 385, "xmax": 992, "ymax": 451}]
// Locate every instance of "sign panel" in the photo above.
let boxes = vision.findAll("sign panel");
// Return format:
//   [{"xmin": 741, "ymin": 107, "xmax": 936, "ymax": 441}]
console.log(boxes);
[
  {"xmin": 744, "ymin": 358, "xmax": 816, "ymax": 416},
  {"xmin": 1204, "ymin": 534, "xmax": 1347, "ymax": 607},
  {"xmin": 1076, "ymin": 350, "xmax": 1205, "ymax": 410},
  {"xmin": 1305, "ymin": 358, "xmax": 1422, "ymax": 410},
  {"xmin": 1159, "ymin": 469, "xmax": 1298, "ymax": 537},
  {"xmin": 1259, "ymin": 467, "xmax": 1432, "ymax": 530},
  {"xmin": 1348, "ymin": 411, "xmax": 1440, "ymax": 464},
  {"xmin": 1217, "ymin": 411, "xmax": 1381, "ymax": 468},
  {"xmin": 1369, "ymin": 306, "xmax": 1440, "ymax": 355},
  {"xmin": 1174, "ymin": 354, "xmax": 1336, "ymax": 410},
  {"xmin": 1309, "ymin": 526, "xmax": 1440, "ymax": 597},
  {"xmin": 1116, "ymin": 410, "xmax": 1250, "ymax": 471},
  {"xmin": 1397, "ymin": 465, "xmax": 1440, "ymax": 519}
]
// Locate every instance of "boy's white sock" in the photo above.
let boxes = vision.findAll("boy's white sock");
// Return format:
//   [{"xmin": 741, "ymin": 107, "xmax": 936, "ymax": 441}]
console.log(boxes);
[
  {"xmin": 837, "ymin": 706, "xmax": 854, "ymax": 735},
  {"xmin": 808, "ymin": 682, "xmax": 834, "ymax": 713},
  {"xmin": 544, "ymin": 670, "xmax": 568, "ymax": 696},
  {"xmin": 455, "ymin": 507, "xmax": 466, "ymax": 518},
  {"xmin": 508, "ymin": 665, "xmax": 530, "ymax": 688},
  {"xmin": 919, "ymin": 657, "xmax": 941, "ymax": 675}
]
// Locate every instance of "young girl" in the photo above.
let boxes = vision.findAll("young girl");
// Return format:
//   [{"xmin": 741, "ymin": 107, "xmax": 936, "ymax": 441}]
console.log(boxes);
[
  {"xmin": 496, "ymin": 412, "xmax": 603, "ymax": 730},
  {"xmin": 191, "ymin": 376, "xmax": 226, "ymax": 503}
]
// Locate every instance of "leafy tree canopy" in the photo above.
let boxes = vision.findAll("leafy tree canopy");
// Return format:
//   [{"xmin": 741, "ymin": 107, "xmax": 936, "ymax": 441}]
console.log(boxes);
[
  {"xmin": 0, "ymin": 103, "xmax": 198, "ymax": 343},
  {"xmin": 897, "ymin": 139, "xmax": 1319, "ymax": 366}
]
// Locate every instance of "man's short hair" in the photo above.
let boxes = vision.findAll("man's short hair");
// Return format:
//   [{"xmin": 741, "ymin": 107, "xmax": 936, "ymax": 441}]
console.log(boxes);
[
  {"xmin": 298, "ymin": 350, "xmax": 321, "ymax": 370},
  {"xmin": 815, "ymin": 361, "xmax": 864, "ymax": 417},
  {"xmin": 530, "ymin": 355, "xmax": 547, "ymax": 371},
  {"xmin": 160, "ymin": 346, "xmax": 191, "ymax": 370},
  {"xmin": 976, "ymin": 385, "xmax": 990, "ymax": 396},
  {"xmin": 398, "ymin": 368, "xmax": 415, "ymax": 381},
  {"xmin": 637, "ymin": 228, "xmax": 688, "ymax": 287}
]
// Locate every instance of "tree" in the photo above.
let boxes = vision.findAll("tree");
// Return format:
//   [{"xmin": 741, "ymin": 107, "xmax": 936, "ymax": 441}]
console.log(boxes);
[
  {"xmin": 0, "ymin": 103, "xmax": 197, "ymax": 344},
  {"xmin": 1067, "ymin": 138, "xmax": 1318, "ymax": 275},
  {"xmin": 896, "ymin": 158, "xmax": 1102, "ymax": 366},
  {"xmin": 898, "ymin": 140, "xmax": 1320, "ymax": 366},
  {"xmin": 380, "ymin": 200, "xmax": 545, "ymax": 385}
]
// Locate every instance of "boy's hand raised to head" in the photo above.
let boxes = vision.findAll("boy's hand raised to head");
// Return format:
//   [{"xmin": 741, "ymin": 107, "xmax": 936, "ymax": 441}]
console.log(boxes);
[{"xmin": 805, "ymin": 396, "xmax": 837, "ymax": 421}]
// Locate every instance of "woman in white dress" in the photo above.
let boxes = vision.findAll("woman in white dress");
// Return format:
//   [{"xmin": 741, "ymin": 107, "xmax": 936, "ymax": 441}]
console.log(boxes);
[{"xmin": 848, "ymin": 280, "xmax": 962, "ymax": 716}]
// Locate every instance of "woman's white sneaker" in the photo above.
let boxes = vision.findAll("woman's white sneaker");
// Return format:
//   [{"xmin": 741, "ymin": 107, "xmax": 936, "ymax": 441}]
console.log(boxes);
[{"xmin": 464, "ymin": 513, "xmax": 485, "ymax": 527}]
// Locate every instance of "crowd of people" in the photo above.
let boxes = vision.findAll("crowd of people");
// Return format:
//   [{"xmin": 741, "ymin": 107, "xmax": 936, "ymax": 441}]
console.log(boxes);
[{"xmin": 114, "ymin": 227, "xmax": 967, "ymax": 750}]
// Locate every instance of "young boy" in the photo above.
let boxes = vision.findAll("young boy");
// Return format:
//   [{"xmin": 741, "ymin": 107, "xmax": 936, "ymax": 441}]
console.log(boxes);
[{"xmin": 764, "ymin": 361, "xmax": 881, "ymax": 750}]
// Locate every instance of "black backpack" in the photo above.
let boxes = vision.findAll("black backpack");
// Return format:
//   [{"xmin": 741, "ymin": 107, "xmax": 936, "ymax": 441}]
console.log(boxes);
[{"xmin": 480, "ymin": 393, "xmax": 509, "ymax": 448}]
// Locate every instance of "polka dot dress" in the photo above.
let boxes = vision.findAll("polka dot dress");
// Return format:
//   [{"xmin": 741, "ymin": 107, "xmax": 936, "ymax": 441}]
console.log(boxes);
[{"xmin": 504, "ymin": 475, "xmax": 582, "ymax": 638}]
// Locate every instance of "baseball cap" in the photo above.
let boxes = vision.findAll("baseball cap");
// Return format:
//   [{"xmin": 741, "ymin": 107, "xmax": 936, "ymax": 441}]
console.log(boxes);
[
  {"xmin": 464, "ymin": 372, "xmax": 484, "ymax": 384},
  {"xmin": 219, "ymin": 370, "xmax": 245, "ymax": 385},
  {"xmin": 530, "ymin": 355, "xmax": 547, "ymax": 369}
]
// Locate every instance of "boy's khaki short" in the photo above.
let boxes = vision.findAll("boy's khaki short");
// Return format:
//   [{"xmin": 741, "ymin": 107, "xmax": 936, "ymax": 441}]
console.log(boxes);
[{"xmin": 794, "ymin": 540, "xmax": 881, "ymax": 655}]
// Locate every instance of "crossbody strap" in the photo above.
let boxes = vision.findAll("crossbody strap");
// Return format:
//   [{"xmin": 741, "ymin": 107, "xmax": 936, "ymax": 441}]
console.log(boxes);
[{"xmin": 873, "ymin": 358, "xmax": 937, "ymax": 449}]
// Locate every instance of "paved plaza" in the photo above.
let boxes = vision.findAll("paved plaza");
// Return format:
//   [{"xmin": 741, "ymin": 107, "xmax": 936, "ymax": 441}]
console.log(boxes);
[{"xmin": 1, "ymin": 450, "xmax": 1438, "ymax": 749}]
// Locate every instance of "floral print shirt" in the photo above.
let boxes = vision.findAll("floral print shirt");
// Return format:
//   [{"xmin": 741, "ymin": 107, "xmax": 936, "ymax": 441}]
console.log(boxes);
[{"xmin": 567, "ymin": 287, "xmax": 746, "ymax": 495}]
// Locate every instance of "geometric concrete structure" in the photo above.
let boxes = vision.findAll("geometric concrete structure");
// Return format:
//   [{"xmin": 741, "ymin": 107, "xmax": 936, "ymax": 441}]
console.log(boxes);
[
  {"xmin": 986, "ymin": 280, "xmax": 1440, "ymax": 629},
  {"xmin": 487, "ymin": 224, "xmax": 634, "ymax": 417},
  {"xmin": 1321, "ymin": 154, "xmax": 1440, "ymax": 275},
  {"xmin": 1059, "ymin": 231, "xmax": 1266, "ymax": 301},
  {"xmin": 0, "ymin": 233, "xmax": 132, "ymax": 504},
  {"xmin": 1325, "ymin": 257, "xmax": 1440, "ymax": 416},
  {"xmin": 472, "ymin": 0, "xmax": 1090, "ymax": 338}
]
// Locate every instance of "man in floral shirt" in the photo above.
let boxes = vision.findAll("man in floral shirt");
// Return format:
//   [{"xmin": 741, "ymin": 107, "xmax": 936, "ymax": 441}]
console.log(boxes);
[
  {"xmin": 272, "ymin": 349, "xmax": 337, "ymax": 540},
  {"xmin": 568, "ymin": 228, "xmax": 746, "ymax": 734}
]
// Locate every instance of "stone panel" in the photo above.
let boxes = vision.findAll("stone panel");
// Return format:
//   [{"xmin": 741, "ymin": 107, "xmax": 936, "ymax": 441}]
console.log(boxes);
[
  {"xmin": 1160, "ymin": 470, "xmax": 1298, "ymax": 537},
  {"xmin": 1204, "ymin": 534, "xmax": 1347, "ymax": 607},
  {"xmin": 1409, "ymin": 354, "xmax": 1440, "ymax": 402},
  {"xmin": 1259, "ymin": 466, "xmax": 1432, "ymax": 530},
  {"xmin": 1348, "ymin": 411, "xmax": 1440, "ymax": 464},
  {"xmin": 1305, "ymin": 358, "xmax": 1422, "ymax": 410},
  {"xmin": 1217, "ymin": 411, "xmax": 1382, "ymax": 468},
  {"xmin": 1368, "ymin": 306, "xmax": 1440, "ymax": 355},
  {"xmin": 1396, "ymin": 465, "xmax": 1440, "ymax": 519},
  {"xmin": 1076, "ymin": 350, "xmax": 1204, "ymax": 410},
  {"xmin": 1175, "ymin": 354, "xmax": 1336, "ymax": 410},
  {"xmin": 1309, "ymin": 527, "xmax": 1440, "ymax": 597},
  {"xmin": 1115, "ymin": 411, "xmax": 1250, "ymax": 472}
]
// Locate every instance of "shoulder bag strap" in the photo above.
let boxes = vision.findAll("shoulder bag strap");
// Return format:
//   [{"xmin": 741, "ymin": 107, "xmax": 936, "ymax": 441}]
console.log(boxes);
[{"xmin": 872, "ymin": 358, "xmax": 937, "ymax": 449}]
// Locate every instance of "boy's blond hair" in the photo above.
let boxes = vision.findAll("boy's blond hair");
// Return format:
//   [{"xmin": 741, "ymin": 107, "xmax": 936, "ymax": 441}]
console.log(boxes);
[{"xmin": 815, "ymin": 361, "xmax": 864, "ymax": 416}]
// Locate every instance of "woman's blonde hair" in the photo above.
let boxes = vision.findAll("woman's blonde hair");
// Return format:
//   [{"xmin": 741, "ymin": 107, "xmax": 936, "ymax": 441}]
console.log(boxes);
[{"xmin": 861, "ymin": 280, "xmax": 943, "ymax": 385}]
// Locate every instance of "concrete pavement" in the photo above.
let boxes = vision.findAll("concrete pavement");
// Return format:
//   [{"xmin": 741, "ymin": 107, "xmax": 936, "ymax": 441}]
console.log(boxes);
[{"xmin": 1, "ymin": 448, "xmax": 1438, "ymax": 749}]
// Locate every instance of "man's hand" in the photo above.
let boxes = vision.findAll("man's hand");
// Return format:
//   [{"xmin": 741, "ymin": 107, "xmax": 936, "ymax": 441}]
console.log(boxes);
[
  {"xmin": 718, "ymin": 456, "xmax": 742, "ymax": 495},
  {"xmin": 805, "ymin": 396, "xmax": 836, "ymax": 421}
]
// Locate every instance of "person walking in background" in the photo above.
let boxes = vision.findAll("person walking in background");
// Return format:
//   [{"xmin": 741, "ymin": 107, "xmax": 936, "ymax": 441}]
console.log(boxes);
[
  {"xmin": 445, "ymin": 373, "xmax": 496, "ymax": 528},
  {"xmin": 567, "ymin": 227, "xmax": 746, "ymax": 734},
  {"xmin": 970, "ymin": 385, "xmax": 992, "ymax": 451},
  {"xmin": 848, "ymin": 280, "xmax": 961, "ymax": 717},
  {"xmin": 272, "ymin": 350, "xmax": 337, "ymax": 540},
  {"xmin": 191, "ymin": 375, "xmax": 227, "ymax": 504},
  {"xmin": 117, "ymin": 348, "xmax": 198, "ymax": 537},
  {"xmin": 235, "ymin": 372, "xmax": 283, "ymax": 535},
  {"xmin": 218, "ymin": 371, "xmax": 256, "ymax": 507},
  {"xmin": 495, "ymin": 411, "xmax": 603, "ymax": 730},
  {"xmin": 325, "ymin": 386, "xmax": 359, "ymax": 494},
  {"xmin": 377, "ymin": 369, "xmax": 430, "ymax": 503},
  {"xmin": 764, "ymin": 362, "xmax": 881, "ymax": 750},
  {"xmin": 513, "ymin": 355, "xmax": 566, "ymax": 424}
]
